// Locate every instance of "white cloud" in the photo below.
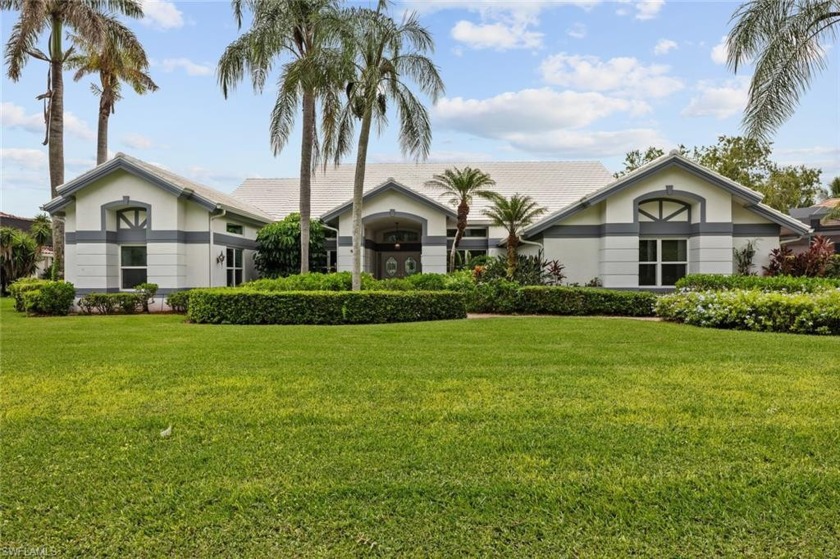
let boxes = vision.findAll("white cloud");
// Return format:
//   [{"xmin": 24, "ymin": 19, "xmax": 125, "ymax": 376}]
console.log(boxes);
[
  {"xmin": 711, "ymin": 36, "xmax": 729, "ymax": 65},
  {"xmin": 159, "ymin": 58, "xmax": 213, "ymax": 77},
  {"xmin": 681, "ymin": 78, "xmax": 750, "ymax": 119},
  {"xmin": 635, "ymin": 0, "xmax": 665, "ymax": 20},
  {"xmin": 451, "ymin": 20, "xmax": 543, "ymax": 50},
  {"xmin": 0, "ymin": 148, "xmax": 48, "ymax": 170},
  {"xmin": 503, "ymin": 128, "xmax": 667, "ymax": 157},
  {"xmin": 654, "ymin": 39, "xmax": 677, "ymax": 56},
  {"xmin": 567, "ymin": 23, "xmax": 587, "ymax": 39},
  {"xmin": 140, "ymin": 0, "xmax": 184, "ymax": 30},
  {"xmin": 1, "ymin": 102, "xmax": 94, "ymax": 140},
  {"xmin": 121, "ymin": 133, "xmax": 155, "ymax": 150},
  {"xmin": 539, "ymin": 53, "xmax": 684, "ymax": 99}
]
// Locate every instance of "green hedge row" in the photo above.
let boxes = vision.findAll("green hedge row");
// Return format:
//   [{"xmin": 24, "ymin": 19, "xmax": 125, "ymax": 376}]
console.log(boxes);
[
  {"xmin": 8, "ymin": 278, "xmax": 75, "ymax": 316},
  {"xmin": 79, "ymin": 293, "xmax": 145, "ymax": 314},
  {"xmin": 165, "ymin": 290, "xmax": 193, "ymax": 313},
  {"xmin": 656, "ymin": 289, "xmax": 840, "ymax": 335},
  {"xmin": 187, "ymin": 289, "xmax": 467, "ymax": 325},
  {"xmin": 243, "ymin": 271, "xmax": 470, "ymax": 293},
  {"xmin": 676, "ymin": 274, "xmax": 840, "ymax": 293},
  {"xmin": 519, "ymin": 286, "xmax": 658, "ymax": 316}
]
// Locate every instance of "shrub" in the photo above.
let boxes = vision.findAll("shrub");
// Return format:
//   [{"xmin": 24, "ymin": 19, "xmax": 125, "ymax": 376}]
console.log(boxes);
[
  {"xmin": 135, "ymin": 283, "xmax": 158, "ymax": 312},
  {"xmin": 404, "ymin": 273, "xmax": 448, "ymax": 291},
  {"xmin": 519, "ymin": 287, "xmax": 657, "ymax": 317},
  {"xmin": 78, "ymin": 293, "xmax": 144, "ymax": 315},
  {"xmin": 825, "ymin": 255, "xmax": 840, "ymax": 279},
  {"xmin": 254, "ymin": 213, "xmax": 326, "ymax": 277},
  {"xmin": 244, "ymin": 272, "xmax": 375, "ymax": 292},
  {"xmin": 16, "ymin": 280, "xmax": 75, "ymax": 316},
  {"xmin": 8, "ymin": 278, "xmax": 49, "ymax": 311},
  {"xmin": 656, "ymin": 289, "xmax": 840, "ymax": 335},
  {"xmin": 676, "ymin": 274, "xmax": 840, "ymax": 293},
  {"xmin": 187, "ymin": 289, "xmax": 466, "ymax": 325},
  {"xmin": 464, "ymin": 279, "xmax": 521, "ymax": 314},
  {"xmin": 764, "ymin": 235, "xmax": 836, "ymax": 277},
  {"xmin": 165, "ymin": 290, "xmax": 193, "ymax": 313}
]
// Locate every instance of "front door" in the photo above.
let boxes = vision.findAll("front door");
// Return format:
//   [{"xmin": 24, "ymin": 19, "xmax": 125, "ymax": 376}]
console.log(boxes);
[{"xmin": 379, "ymin": 251, "xmax": 421, "ymax": 279}]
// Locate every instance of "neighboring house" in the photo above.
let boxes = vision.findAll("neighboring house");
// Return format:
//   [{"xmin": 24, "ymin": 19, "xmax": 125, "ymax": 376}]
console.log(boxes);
[
  {"xmin": 788, "ymin": 198, "xmax": 840, "ymax": 254},
  {"xmin": 0, "ymin": 211, "xmax": 54, "ymax": 276},
  {"xmin": 43, "ymin": 150, "xmax": 811, "ymax": 296},
  {"xmin": 42, "ymin": 153, "xmax": 272, "ymax": 296}
]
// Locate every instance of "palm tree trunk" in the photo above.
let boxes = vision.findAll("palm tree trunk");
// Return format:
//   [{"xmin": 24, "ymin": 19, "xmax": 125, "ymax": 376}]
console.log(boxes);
[
  {"xmin": 96, "ymin": 96, "xmax": 110, "ymax": 165},
  {"xmin": 351, "ymin": 109, "xmax": 373, "ymax": 291},
  {"xmin": 450, "ymin": 200, "xmax": 469, "ymax": 272},
  {"xmin": 299, "ymin": 90, "xmax": 316, "ymax": 274},
  {"xmin": 506, "ymin": 235, "xmax": 518, "ymax": 280},
  {"xmin": 49, "ymin": 17, "xmax": 65, "ymax": 278}
]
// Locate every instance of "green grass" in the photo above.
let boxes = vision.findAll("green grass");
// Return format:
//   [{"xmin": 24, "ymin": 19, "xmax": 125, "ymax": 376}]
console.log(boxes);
[{"xmin": 2, "ymin": 298, "xmax": 839, "ymax": 557}]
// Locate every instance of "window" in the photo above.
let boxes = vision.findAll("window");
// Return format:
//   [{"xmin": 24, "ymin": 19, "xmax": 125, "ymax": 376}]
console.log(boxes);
[
  {"xmin": 383, "ymin": 230, "xmax": 419, "ymax": 243},
  {"xmin": 121, "ymin": 246, "xmax": 147, "ymax": 289},
  {"xmin": 226, "ymin": 223, "xmax": 243, "ymax": 235},
  {"xmin": 447, "ymin": 228, "xmax": 487, "ymax": 238},
  {"xmin": 226, "ymin": 248, "xmax": 243, "ymax": 286},
  {"xmin": 639, "ymin": 239, "xmax": 687, "ymax": 286},
  {"xmin": 117, "ymin": 209, "xmax": 147, "ymax": 230}
]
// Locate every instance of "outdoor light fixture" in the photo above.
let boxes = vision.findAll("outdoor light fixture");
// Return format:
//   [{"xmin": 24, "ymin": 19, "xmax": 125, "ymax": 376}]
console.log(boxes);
[{"xmin": 394, "ymin": 222, "xmax": 400, "ymax": 250}]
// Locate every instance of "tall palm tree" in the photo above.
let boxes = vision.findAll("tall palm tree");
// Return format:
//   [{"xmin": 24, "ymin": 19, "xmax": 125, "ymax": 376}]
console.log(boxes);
[
  {"xmin": 425, "ymin": 166, "xmax": 496, "ymax": 272},
  {"xmin": 218, "ymin": 0, "xmax": 344, "ymax": 275},
  {"xmin": 68, "ymin": 29, "xmax": 158, "ymax": 165},
  {"xmin": 482, "ymin": 193, "xmax": 546, "ymax": 280},
  {"xmin": 3, "ymin": 0, "xmax": 144, "ymax": 275},
  {"xmin": 326, "ymin": 6, "xmax": 444, "ymax": 290},
  {"xmin": 727, "ymin": 0, "xmax": 840, "ymax": 140}
]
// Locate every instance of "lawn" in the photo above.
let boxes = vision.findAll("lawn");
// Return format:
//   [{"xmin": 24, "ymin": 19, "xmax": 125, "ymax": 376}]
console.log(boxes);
[{"xmin": 2, "ymin": 298, "xmax": 839, "ymax": 557}]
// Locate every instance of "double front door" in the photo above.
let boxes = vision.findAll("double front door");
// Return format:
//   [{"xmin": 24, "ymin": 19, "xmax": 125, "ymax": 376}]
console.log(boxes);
[{"xmin": 379, "ymin": 251, "xmax": 421, "ymax": 279}]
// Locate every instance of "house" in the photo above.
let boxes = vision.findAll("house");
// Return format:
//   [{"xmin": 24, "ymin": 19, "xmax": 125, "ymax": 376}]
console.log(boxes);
[
  {"xmin": 788, "ymin": 198, "xmax": 840, "ymax": 254},
  {"xmin": 42, "ymin": 153, "xmax": 272, "ymax": 295},
  {"xmin": 43, "ymin": 150, "xmax": 811, "ymax": 297}
]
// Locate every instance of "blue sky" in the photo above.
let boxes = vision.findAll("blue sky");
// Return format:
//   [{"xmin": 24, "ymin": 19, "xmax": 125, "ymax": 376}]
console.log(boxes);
[{"xmin": 2, "ymin": 0, "xmax": 839, "ymax": 217}]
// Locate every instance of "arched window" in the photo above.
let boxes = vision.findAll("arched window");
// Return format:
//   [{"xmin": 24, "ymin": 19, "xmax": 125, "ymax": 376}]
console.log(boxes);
[
  {"xmin": 117, "ymin": 208, "xmax": 148, "ymax": 230},
  {"xmin": 637, "ymin": 199, "xmax": 690, "ymax": 223}
]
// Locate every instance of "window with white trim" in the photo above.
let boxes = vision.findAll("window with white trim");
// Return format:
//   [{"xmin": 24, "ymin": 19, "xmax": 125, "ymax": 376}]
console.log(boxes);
[
  {"xmin": 121, "ymin": 246, "xmax": 147, "ymax": 289},
  {"xmin": 226, "ymin": 247, "xmax": 243, "ymax": 286},
  {"xmin": 639, "ymin": 239, "xmax": 687, "ymax": 286}
]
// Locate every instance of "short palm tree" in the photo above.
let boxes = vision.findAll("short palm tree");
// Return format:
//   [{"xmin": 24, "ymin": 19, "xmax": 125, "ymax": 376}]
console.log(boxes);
[
  {"xmin": 218, "ymin": 0, "xmax": 345, "ymax": 275},
  {"xmin": 425, "ymin": 166, "xmax": 496, "ymax": 272},
  {"xmin": 68, "ymin": 29, "xmax": 157, "ymax": 165},
  {"xmin": 326, "ymin": 6, "xmax": 444, "ymax": 290},
  {"xmin": 3, "ymin": 0, "xmax": 144, "ymax": 275},
  {"xmin": 482, "ymin": 193, "xmax": 546, "ymax": 280},
  {"xmin": 727, "ymin": 0, "xmax": 840, "ymax": 140}
]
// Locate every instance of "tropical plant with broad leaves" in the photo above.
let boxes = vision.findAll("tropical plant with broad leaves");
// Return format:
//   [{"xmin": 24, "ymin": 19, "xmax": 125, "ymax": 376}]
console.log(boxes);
[
  {"xmin": 727, "ymin": 0, "xmax": 840, "ymax": 140},
  {"xmin": 425, "ymin": 166, "xmax": 496, "ymax": 272},
  {"xmin": 67, "ymin": 28, "xmax": 157, "ymax": 165},
  {"xmin": 218, "ymin": 0, "xmax": 347, "ymax": 275},
  {"xmin": 324, "ymin": 5, "xmax": 444, "ymax": 290},
  {"xmin": 1, "ymin": 227, "xmax": 40, "ymax": 294},
  {"xmin": 482, "ymin": 193, "xmax": 546, "ymax": 280},
  {"xmin": 2, "ymin": 0, "xmax": 144, "ymax": 275}
]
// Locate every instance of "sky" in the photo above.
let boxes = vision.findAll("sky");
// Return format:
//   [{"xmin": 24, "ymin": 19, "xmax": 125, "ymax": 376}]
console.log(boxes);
[{"xmin": 2, "ymin": 0, "xmax": 839, "ymax": 217}]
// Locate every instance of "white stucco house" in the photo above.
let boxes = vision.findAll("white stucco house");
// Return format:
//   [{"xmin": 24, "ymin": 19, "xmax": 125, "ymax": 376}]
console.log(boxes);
[{"xmin": 43, "ymin": 150, "xmax": 811, "ymax": 297}]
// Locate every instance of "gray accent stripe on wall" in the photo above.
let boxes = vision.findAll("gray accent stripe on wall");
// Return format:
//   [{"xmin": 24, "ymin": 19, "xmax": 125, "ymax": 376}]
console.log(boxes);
[
  {"xmin": 214, "ymin": 233, "xmax": 258, "ymax": 250},
  {"xmin": 542, "ymin": 222, "xmax": 774, "ymax": 238},
  {"xmin": 338, "ymin": 236, "xmax": 352, "ymax": 247},
  {"xmin": 732, "ymin": 223, "xmax": 780, "ymax": 236},
  {"xmin": 422, "ymin": 236, "xmax": 448, "ymax": 247},
  {"xmin": 324, "ymin": 239, "xmax": 337, "ymax": 250},
  {"xmin": 447, "ymin": 239, "xmax": 490, "ymax": 249},
  {"xmin": 66, "ymin": 230, "xmax": 212, "ymax": 245}
]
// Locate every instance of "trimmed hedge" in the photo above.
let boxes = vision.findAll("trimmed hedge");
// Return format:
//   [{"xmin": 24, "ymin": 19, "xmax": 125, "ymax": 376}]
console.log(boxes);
[
  {"xmin": 187, "ymin": 289, "xmax": 467, "ymax": 325},
  {"xmin": 165, "ymin": 290, "xmax": 193, "ymax": 313},
  {"xmin": 78, "ymin": 293, "xmax": 144, "ymax": 315},
  {"xmin": 243, "ymin": 272, "xmax": 374, "ymax": 292},
  {"xmin": 519, "ymin": 286, "xmax": 657, "ymax": 317},
  {"xmin": 656, "ymin": 289, "xmax": 840, "ymax": 335},
  {"xmin": 676, "ymin": 274, "xmax": 840, "ymax": 293},
  {"xmin": 9, "ymin": 279, "xmax": 75, "ymax": 316}
]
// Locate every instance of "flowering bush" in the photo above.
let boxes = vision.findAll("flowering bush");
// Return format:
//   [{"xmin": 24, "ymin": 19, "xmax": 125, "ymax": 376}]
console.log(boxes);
[{"xmin": 656, "ymin": 289, "xmax": 840, "ymax": 335}]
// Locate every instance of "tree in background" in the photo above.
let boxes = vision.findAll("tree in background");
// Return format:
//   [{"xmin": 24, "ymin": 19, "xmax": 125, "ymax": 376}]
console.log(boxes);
[
  {"xmin": 254, "ymin": 213, "xmax": 327, "ymax": 278},
  {"xmin": 828, "ymin": 176, "xmax": 840, "ymax": 198},
  {"xmin": 482, "ymin": 193, "xmax": 546, "ymax": 280},
  {"xmin": 614, "ymin": 136, "xmax": 823, "ymax": 212},
  {"xmin": 3, "ymin": 0, "xmax": 145, "ymax": 276},
  {"xmin": 219, "ymin": 0, "xmax": 346, "ymax": 276},
  {"xmin": 68, "ymin": 28, "xmax": 157, "ymax": 165},
  {"xmin": 726, "ymin": 0, "xmax": 840, "ymax": 140},
  {"xmin": 425, "ymin": 166, "xmax": 496, "ymax": 272},
  {"xmin": 325, "ymin": 5, "xmax": 444, "ymax": 291}
]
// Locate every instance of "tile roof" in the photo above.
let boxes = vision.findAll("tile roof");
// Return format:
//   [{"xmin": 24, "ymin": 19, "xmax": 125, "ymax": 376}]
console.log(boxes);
[{"xmin": 232, "ymin": 161, "xmax": 614, "ymax": 221}]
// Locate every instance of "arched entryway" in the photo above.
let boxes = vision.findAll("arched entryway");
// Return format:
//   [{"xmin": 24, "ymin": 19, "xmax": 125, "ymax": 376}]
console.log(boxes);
[{"xmin": 362, "ymin": 213, "xmax": 425, "ymax": 279}]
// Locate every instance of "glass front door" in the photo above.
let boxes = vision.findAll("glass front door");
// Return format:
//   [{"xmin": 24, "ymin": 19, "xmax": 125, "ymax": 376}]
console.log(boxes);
[{"xmin": 379, "ymin": 252, "xmax": 421, "ymax": 279}]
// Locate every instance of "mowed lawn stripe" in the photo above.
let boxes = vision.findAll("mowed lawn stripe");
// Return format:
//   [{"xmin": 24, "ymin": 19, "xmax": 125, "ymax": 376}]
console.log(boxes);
[{"xmin": 2, "ymin": 299, "xmax": 839, "ymax": 557}]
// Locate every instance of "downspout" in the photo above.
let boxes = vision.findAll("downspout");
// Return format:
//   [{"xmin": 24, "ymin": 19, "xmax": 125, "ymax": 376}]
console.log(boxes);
[{"xmin": 208, "ymin": 206, "xmax": 226, "ymax": 287}]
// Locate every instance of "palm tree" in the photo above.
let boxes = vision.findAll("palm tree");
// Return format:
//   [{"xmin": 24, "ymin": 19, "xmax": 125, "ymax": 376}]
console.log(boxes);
[
  {"xmin": 0, "ymin": 227, "xmax": 39, "ymax": 294},
  {"xmin": 425, "ymin": 166, "xmax": 496, "ymax": 272},
  {"xmin": 68, "ymin": 29, "xmax": 158, "ymax": 165},
  {"xmin": 3, "ymin": 0, "xmax": 144, "ymax": 275},
  {"xmin": 218, "ymin": 0, "xmax": 345, "ymax": 275},
  {"xmin": 482, "ymin": 193, "xmax": 546, "ymax": 280},
  {"xmin": 727, "ymin": 0, "xmax": 840, "ymax": 140},
  {"xmin": 326, "ymin": 6, "xmax": 444, "ymax": 290}
]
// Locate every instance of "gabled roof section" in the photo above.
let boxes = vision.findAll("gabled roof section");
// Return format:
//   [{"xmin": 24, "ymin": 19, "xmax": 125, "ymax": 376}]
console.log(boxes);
[
  {"xmin": 524, "ymin": 150, "xmax": 810, "ymax": 237},
  {"xmin": 320, "ymin": 178, "xmax": 458, "ymax": 223},
  {"xmin": 42, "ymin": 153, "xmax": 272, "ymax": 224}
]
